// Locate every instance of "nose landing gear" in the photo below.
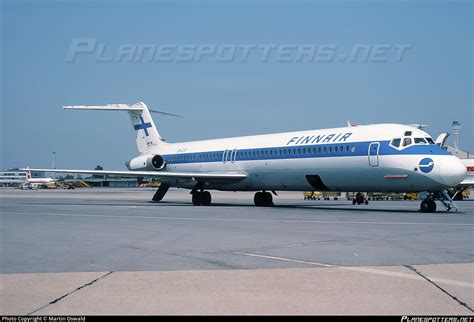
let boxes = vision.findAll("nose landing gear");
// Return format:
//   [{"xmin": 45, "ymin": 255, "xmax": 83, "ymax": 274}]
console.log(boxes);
[
  {"xmin": 419, "ymin": 190, "xmax": 459, "ymax": 213},
  {"xmin": 420, "ymin": 199, "xmax": 437, "ymax": 213}
]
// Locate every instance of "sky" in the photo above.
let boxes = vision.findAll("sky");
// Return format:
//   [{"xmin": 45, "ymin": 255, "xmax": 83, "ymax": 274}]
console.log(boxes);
[{"xmin": 1, "ymin": 0, "xmax": 472, "ymax": 170}]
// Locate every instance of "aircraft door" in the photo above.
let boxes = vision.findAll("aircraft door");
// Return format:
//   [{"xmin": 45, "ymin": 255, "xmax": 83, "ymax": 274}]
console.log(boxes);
[
  {"xmin": 368, "ymin": 142, "xmax": 380, "ymax": 167},
  {"xmin": 222, "ymin": 149, "xmax": 229, "ymax": 163},
  {"xmin": 223, "ymin": 149, "xmax": 236, "ymax": 164},
  {"xmin": 230, "ymin": 149, "xmax": 237, "ymax": 163}
]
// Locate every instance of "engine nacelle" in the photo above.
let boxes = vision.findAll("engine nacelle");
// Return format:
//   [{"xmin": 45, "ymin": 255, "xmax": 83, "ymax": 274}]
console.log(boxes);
[{"xmin": 126, "ymin": 155, "xmax": 165, "ymax": 171}]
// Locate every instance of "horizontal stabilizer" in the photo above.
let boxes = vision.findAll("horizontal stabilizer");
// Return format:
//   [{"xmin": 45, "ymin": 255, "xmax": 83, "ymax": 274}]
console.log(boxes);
[
  {"xmin": 63, "ymin": 102, "xmax": 182, "ymax": 153},
  {"xmin": 63, "ymin": 103, "xmax": 182, "ymax": 117}
]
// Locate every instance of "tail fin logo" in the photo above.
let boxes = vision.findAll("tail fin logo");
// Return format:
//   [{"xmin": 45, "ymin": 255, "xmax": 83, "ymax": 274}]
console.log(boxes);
[{"xmin": 134, "ymin": 116, "xmax": 152, "ymax": 136}]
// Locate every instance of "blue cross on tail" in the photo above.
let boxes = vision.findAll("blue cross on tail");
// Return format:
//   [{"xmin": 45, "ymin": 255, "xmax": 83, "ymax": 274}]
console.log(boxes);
[{"xmin": 134, "ymin": 116, "xmax": 152, "ymax": 136}]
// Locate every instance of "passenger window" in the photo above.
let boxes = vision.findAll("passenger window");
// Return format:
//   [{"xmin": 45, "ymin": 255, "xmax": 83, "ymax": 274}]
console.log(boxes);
[
  {"xmin": 391, "ymin": 138, "xmax": 401, "ymax": 148},
  {"xmin": 339, "ymin": 146, "xmax": 344, "ymax": 153},
  {"xmin": 329, "ymin": 146, "xmax": 332, "ymax": 153},
  {"xmin": 351, "ymin": 145, "xmax": 356, "ymax": 153},
  {"xmin": 403, "ymin": 138, "xmax": 412, "ymax": 147}
]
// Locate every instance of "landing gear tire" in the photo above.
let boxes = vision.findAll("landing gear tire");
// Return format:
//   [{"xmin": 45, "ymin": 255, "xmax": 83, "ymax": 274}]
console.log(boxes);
[
  {"xmin": 254, "ymin": 191, "xmax": 273, "ymax": 207},
  {"xmin": 202, "ymin": 191, "xmax": 211, "ymax": 206},
  {"xmin": 420, "ymin": 199, "xmax": 436, "ymax": 213},
  {"xmin": 192, "ymin": 191, "xmax": 212, "ymax": 206},
  {"xmin": 192, "ymin": 192, "xmax": 202, "ymax": 206}
]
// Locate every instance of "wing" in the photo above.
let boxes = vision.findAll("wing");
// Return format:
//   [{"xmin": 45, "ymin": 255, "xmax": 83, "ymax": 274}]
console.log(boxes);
[{"xmin": 21, "ymin": 168, "xmax": 247, "ymax": 183}]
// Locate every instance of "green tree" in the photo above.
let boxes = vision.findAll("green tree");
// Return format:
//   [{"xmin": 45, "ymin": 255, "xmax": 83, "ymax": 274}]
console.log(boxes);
[{"xmin": 93, "ymin": 165, "xmax": 104, "ymax": 178}]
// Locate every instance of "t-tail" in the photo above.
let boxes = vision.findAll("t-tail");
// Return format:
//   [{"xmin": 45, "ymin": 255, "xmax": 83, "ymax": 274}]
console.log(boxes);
[
  {"xmin": 63, "ymin": 102, "xmax": 181, "ymax": 154},
  {"xmin": 25, "ymin": 168, "xmax": 32, "ymax": 180}
]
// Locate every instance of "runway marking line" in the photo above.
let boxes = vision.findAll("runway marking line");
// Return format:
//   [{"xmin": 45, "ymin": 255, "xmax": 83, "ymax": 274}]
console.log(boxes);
[
  {"xmin": 234, "ymin": 252, "xmax": 334, "ymax": 268},
  {"xmin": 234, "ymin": 252, "xmax": 474, "ymax": 289},
  {"xmin": 1, "ymin": 212, "xmax": 473, "ymax": 227}
]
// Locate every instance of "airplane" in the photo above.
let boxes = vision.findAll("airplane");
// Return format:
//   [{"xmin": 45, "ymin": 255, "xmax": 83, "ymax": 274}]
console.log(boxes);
[
  {"xmin": 24, "ymin": 102, "xmax": 468, "ymax": 213},
  {"xmin": 20, "ymin": 169, "xmax": 55, "ymax": 189}
]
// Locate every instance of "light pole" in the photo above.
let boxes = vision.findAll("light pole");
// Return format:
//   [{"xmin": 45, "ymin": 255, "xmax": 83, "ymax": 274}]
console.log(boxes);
[
  {"xmin": 51, "ymin": 152, "xmax": 56, "ymax": 169},
  {"xmin": 451, "ymin": 121, "xmax": 461, "ymax": 155},
  {"xmin": 51, "ymin": 152, "xmax": 56, "ymax": 178}
]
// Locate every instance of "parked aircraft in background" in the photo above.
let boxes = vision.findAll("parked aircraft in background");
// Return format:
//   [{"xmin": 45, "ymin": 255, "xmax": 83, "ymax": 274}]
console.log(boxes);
[{"xmin": 21, "ymin": 169, "xmax": 55, "ymax": 189}]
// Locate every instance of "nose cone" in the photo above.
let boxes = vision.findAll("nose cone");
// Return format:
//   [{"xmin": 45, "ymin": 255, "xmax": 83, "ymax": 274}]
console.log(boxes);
[{"xmin": 439, "ymin": 157, "xmax": 467, "ymax": 187}]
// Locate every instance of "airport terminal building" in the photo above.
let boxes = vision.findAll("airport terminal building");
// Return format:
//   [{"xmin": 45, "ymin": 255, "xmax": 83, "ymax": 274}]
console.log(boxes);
[{"xmin": 0, "ymin": 170, "xmax": 46, "ymax": 186}]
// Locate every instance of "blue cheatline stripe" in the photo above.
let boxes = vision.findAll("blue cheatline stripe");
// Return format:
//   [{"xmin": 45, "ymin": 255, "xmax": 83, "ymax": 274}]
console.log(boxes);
[{"xmin": 161, "ymin": 140, "xmax": 451, "ymax": 165}]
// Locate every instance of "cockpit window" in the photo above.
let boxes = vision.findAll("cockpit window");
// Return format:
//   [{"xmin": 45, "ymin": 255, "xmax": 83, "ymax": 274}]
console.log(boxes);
[
  {"xmin": 392, "ymin": 135, "xmax": 434, "ymax": 149},
  {"xmin": 414, "ymin": 137, "xmax": 427, "ymax": 144},
  {"xmin": 403, "ymin": 138, "xmax": 412, "ymax": 147},
  {"xmin": 391, "ymin": 138, "xmax": 401, "ymax": 148},
  {"xmin": 404, "ymin": 131, "xmax": 412, "ymax": 136}
]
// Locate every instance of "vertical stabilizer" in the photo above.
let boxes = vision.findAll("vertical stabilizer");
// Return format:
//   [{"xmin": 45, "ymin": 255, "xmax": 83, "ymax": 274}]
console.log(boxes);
[{"xmin": 128, "ymin": 102, "xmax": 164, "ymax": 153}]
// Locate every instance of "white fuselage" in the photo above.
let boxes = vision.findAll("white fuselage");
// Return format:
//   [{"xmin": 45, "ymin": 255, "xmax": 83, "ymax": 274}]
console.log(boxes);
[
  {"xmin": 27, "ymin": 178, "xmax": 54, "ymax": 184},
  {"xmin": 142, "ymin": 124, "xmax": 467, "ymax": 193}
]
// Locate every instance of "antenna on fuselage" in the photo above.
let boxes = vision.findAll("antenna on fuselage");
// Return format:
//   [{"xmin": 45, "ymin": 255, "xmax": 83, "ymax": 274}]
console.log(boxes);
[{"xmin": 409, "ymin": 124, "xmax": 428, "ymax": 129}]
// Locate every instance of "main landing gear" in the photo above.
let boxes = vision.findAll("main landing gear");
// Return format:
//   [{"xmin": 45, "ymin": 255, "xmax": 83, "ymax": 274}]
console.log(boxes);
[
  {"xmin": 352, "ymin": 192, "xmax": 369, "ymax": 205},
  {"xmin": 254, "ymin": 191, "xmax": 273, "ymax": 207},
  {"xmin": 192, "ymin": 191, "xmax": 212, "ymax": 206}
]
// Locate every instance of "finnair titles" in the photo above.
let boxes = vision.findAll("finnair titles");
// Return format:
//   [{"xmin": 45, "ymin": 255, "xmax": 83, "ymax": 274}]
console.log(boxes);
[{"xmin": 286, "ymin": 133, "xmax": 353, "ymax": 145}]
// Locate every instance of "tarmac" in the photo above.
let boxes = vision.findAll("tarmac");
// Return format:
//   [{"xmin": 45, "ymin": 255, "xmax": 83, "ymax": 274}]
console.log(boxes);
[{"xmin": 0, "ymin": 187, "xmax": 473, "ymax": 315}]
